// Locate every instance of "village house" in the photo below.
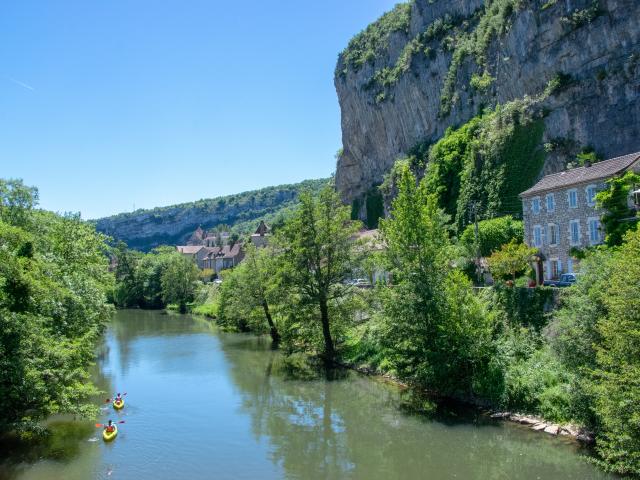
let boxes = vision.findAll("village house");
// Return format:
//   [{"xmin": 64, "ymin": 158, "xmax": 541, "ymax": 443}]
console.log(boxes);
[
  {"xmin": 520, "ymin": 152, "xmax": 640, "ymax": 282},
  {"xmin": 176, "ymin": 245, "xmax": 209, "ymax": 269},
  {"xmin": 250, "ymin": 220, "xmax": 271, "ymax": 248},
  {"xmin": 201, "ymin": 243, "xmax": 245, "ymax": 275}
]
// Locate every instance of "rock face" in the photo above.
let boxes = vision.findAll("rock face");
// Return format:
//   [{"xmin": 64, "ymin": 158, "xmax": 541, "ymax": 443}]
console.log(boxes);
[
  {"xmin": 95, "ymin": 179, "xmax": 327, "ymax": 251},
  {"xmin": 334, "ymin": 0, "xmax": 640, "ymax": 206}
]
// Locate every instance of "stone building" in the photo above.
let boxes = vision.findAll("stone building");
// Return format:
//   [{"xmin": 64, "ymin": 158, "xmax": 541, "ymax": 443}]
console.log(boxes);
[
  {"xmin": 250, "ymin": 220, "xmax": 271, "ymax": 248},
  {"xmin": 520, "ymin": 152, "xmax": 640, "ymax": 282}
]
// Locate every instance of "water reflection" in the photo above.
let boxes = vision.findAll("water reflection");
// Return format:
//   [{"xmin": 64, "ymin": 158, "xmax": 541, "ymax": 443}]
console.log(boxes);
[{"xmin": 217, "ymin": 332, "xmax": 612, "ymax": 480}]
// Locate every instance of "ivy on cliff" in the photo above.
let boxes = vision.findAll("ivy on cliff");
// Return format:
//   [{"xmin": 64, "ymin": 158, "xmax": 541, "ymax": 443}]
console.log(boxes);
[{"xmin": 400, "ymin": 99, "xmax": 546, "ymax": 232}]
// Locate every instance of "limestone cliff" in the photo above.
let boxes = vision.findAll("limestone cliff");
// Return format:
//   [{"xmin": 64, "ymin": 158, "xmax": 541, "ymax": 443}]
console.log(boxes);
[{"xmin": 334, "ymin": 0, "xmax": 640, "ymax": 210}]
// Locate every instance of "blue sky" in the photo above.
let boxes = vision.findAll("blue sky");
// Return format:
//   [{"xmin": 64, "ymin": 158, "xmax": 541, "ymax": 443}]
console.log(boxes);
[{"xmin": 0, "ymin": 0, "xmax": 398, "ymax": 219}]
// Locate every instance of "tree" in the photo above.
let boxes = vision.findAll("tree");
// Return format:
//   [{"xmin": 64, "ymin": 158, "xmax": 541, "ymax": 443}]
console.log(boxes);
[
  {"xmin": 596, "ymin": 171, "xmax": 640, "ymax": 247},
  {"xmin": 278, "ymin": 186, "xmax": 361, "ymax": 363},
  {"xmin": 487, "ymin": 240, "xmax": 537, "ymax": 282},
  {"xmin": 161, "ymin": 253, "xmax": 199, "ymax": 313},
  {"xmin": 590, "ymin": 228, "xmax": 640, "ymax": 475},
  {"xmin": 378, "ymin": 164, "xmax": 499, "ymax": 398},
  {"xmin": 459, "ymin": 215, "xmax": 524, "ymax": 257},
  {"xmin": 0, "ymin": 180, "xmax": 114, "ymax": 432},
  {"xmin": 217, "ymin": 244, "xmax": 282, "ymax": 344}
]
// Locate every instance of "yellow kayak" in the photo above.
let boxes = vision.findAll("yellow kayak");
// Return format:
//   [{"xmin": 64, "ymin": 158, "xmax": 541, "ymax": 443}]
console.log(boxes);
[
  {"xmin": 113, "ymin": 398, "xmax": 124, "ymax": 410},
  {"xmin": 102, "ymin": 425, "xmax": 118, "ymax": 442}
]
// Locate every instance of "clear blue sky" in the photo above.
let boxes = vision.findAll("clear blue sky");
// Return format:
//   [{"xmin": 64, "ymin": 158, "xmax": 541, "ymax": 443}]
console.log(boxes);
[{"xmin": 0, "ymin": 0, "xmax": 398, "ymax": 219}]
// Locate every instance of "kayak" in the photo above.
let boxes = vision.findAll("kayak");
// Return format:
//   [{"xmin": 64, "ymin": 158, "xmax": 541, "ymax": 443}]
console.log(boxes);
[
  {"xmin": 103, "ymin": 425, "xmax": 118, "ymax": 442},
  {"xmin": 113, "ymin": 398, "xmax": 124, "ymax": 410}
]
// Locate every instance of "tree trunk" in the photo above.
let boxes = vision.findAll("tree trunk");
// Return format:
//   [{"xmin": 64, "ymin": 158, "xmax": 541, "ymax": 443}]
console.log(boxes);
[
  {"xmin": 319, "ymin": 295, "xmax": 335, "ymax": 365},
  {"xmin": 262, "ymin": 300, "xmax": 280, "ymax": 346}
]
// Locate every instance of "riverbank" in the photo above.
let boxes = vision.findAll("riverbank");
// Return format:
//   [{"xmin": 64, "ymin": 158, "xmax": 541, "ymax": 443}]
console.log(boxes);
[{"xmin": 338, "ymin": 359, "xmax": 595, "ymax": 445}]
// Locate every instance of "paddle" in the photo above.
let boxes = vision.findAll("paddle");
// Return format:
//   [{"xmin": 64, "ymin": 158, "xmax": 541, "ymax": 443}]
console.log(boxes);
[
  {"xmin": 105, "ymin": 392, "xmax": 127, "ymax": 403},
  {"xmin": 95, "ymin": 420, "xmax": 125, "ymax": 428}
]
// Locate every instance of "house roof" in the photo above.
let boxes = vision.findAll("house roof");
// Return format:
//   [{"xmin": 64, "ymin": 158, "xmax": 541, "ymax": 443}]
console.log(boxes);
[
  {"xmin": 254, "ymin": 220, "xmax": 270, "ymax": 236},
  {"xmin": 204, "ymin": 244, "xmax": 243, "ymax": 259},
  {"xmin": 520, "ymin": 152, "xmax": 640, "ymax": 197},
  {"xmin": 177, "ymin": 245, "xmax": 204, "ymax": 254},
  {"xmin": 223, "ymin": 243, "xmax": 242, "ymax": 259}
]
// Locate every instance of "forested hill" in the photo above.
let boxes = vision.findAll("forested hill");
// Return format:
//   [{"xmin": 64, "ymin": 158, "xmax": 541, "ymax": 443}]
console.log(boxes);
[{"xmin": 95, "ymin": 178, "xmax": 329, "ymax": 251}]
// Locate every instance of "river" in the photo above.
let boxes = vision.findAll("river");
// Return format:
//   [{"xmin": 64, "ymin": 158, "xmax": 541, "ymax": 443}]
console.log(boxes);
[{"xmin": 0, "ymin": 310, "xmax": 615, "ymax": 480}]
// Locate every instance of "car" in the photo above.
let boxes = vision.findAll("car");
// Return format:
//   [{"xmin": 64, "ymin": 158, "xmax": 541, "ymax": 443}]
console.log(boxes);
[{"xmin": 543, "ymin": 273, "xmax": 579, "ymax": 287}]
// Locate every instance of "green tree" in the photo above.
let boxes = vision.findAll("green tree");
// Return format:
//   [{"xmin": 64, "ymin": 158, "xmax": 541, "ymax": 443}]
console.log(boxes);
[
  {"xmin": 591, "ymin": 228, "xmax": 640, "ymax": 475},
  {"xmin": 161, "ymin": 253, "xmax": 199, "ymax": 313},
  {"xmin": 278, "ymin": 186, "xmax": 361, "ymax": 363},
  {"xmin": 487, "ymin": 240, "xmax": 537, "ymax": 282},
  {"xmin": 217, "ymin": 244, "xmax": 282, "ymax": 344},
  {"xmin": 378, "ymin": 164, "xmax": 500, "ymax": 399},
  {"xmin": 596, "ymin": 171, "xmax": 640, "ymax": 246},
  {"xmin": 0, "ymin": 180, "xmax": 114, "ymax": 432},
  {"xmin": 459, "ymin": 215, "xmax": 524, "ymax": 257}
]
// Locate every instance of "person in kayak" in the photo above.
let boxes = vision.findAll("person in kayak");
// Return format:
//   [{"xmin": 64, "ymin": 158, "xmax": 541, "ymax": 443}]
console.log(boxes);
[
  {"xmin": 105, "ymin": 420, "xmax": 115, "ymax": 433},
  {"xmin": 114, "ymin": 393, "xmax": 123, "ymax": 404}
]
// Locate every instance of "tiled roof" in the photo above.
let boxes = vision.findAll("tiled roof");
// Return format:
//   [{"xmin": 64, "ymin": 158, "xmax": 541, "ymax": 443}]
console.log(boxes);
[
  {"xmin": 520, "ymin": 152, "xmax": 640, "ymax": 197},
  {"xmin": 177, "ymin": 245, "xmax": 204, "ymax": 254},
  {"xmin": 223, "ymin": 244, "xmax": 242, "ymax": 259}
]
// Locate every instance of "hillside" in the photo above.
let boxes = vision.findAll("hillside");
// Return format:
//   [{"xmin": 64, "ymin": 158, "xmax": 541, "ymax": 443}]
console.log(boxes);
[
  {"xmin": 335, "ymin": 0, "xmax": 640, "ymax": 226},
  {"xmin": 95, "ymin": 178, "xmax": 329, "ymax": 251}
]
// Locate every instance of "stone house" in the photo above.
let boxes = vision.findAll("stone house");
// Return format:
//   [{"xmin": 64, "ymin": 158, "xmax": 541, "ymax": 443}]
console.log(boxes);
[
  {"xmin": 201, "ymin": 243, "xmax": 245, "ymax": 275},
  {"xmin": 177, "ymin": 245, "xmax": 209, "ymax": 269},
  {"xmin": 520, "ymin": 152, "xmax": 640, "ymax": 282},
  {"xmin": 250, "ymin": 221, "xmax": 271, "ymax": 248}
]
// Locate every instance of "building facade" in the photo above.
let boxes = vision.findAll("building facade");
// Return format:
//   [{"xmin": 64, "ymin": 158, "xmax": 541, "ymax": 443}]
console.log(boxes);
[{"xmin": 520, "ymin": 152, "xmax": 640, "ymax": 282}]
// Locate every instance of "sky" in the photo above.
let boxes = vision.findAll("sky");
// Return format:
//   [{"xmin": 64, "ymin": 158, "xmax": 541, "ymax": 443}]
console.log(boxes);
[{"xmin": 0, "ymin": 0, "xmax": 398, "ymax": 219}]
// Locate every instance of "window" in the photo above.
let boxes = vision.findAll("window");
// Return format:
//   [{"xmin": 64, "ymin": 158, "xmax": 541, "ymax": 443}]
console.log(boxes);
[
  {"xmin": 548, "ymin": 224, "xmax": 558, "ymax": 246},
  {"xmin": 589, "ymin": 218, "xmax": 602, "ymax": 245},
  {"xmin": 531, "ymin": 197, "xmax": 541, "ymax": 214},
  {"xmin": 567, "ymin": 258, "xmax": 573, "ymax": 274},
  {"xmin": 570, "ymin": 220, "xmax": 580, "ymax": 245},
  {"xmin": 568, "ymin": 189, "xmax": 578, "ymax": 208},
  {"xmin": 533, "ymin": 225, "xmax": 542, "ymax": 247},
  {"xmin": 586, "ymin": 185, "xmax": 598, "ymax": 206},
  {"xmin": 546, "ymin": 193, "xmax": 555, "ymax": 212}
]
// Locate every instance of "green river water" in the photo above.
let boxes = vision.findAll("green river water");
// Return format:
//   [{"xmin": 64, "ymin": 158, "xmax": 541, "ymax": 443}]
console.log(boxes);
[{"xmin": 0, "ymin": 310, "xmax": 616, "ymax": 480}]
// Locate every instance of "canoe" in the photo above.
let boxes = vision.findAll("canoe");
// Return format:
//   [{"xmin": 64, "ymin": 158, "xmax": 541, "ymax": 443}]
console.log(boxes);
[
  {"xmin": 113, "ymin": 398, "xmax": 124, "ymax": 410},
  {"xmin": 102, "ymin": 425, "xmax": 118, "ymax": 442}
]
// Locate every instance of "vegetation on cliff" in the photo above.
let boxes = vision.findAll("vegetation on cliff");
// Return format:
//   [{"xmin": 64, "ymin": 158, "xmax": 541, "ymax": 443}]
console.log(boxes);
[{"xmin": 0, "ymin": 179, "xmax": 114, "ymax": 433}]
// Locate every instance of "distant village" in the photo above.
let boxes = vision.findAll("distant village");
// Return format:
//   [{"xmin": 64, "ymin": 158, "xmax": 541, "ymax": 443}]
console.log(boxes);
[{"xmin": 176, "ymin": 220, "xmax": 270, "ymax": 275}]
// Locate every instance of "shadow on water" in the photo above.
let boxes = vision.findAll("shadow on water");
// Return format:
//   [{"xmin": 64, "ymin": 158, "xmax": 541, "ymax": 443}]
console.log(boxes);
[
  {"xmin": 215, "ymin": 328, "xmax": 614, "ymax": 480},
  {"xmin": 0, "ymin": 420, "xmax": 94, "ymax": 480}
]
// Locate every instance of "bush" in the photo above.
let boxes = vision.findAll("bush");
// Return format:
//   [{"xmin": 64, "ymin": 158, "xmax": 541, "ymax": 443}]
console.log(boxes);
[{"xmin": 459, "ymin": 215, "xmax": 524, "ymax": 257}]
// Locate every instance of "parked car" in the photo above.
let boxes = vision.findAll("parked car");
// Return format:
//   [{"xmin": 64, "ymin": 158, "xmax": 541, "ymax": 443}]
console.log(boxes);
[{"xmin": 543, "ymin": 273, "xmax": 579, "ymax": 287}]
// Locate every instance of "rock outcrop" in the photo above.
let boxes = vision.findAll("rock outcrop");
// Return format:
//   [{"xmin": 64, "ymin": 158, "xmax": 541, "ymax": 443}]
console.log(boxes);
[{"xmin": 334, "ymin": 0, "xmax": 640, "ymax": 208}]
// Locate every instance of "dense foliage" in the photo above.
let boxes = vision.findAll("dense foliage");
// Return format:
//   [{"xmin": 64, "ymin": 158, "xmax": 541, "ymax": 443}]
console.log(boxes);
[
  {"xmin": 216, "ymin": 244, "xmax": 282, "ymax": 343},
  {"xmin": 487, "ymin": 240, "xmax": 537, "ymax": 282},
  {"xmin": 423, "ymin": 100, "xmax": 545, "ymax": 232},
  {"xmin": 459, "ymin": 215, "xmax": 524, "ymax": 257},
  {"xmin": 0, "ymin": 179, "xmax": 113, "ymax": 432},
  {"xmin": 551, "ymin": 229, "xmax": 640, "ymax": 475},
  {"xmin": 376, "ymin": 164, "xmax": 500, "ymax": 399},
  {"xmin": 596, "ymin": 170, "xmax": 640, "ymax": 246},
  {"xmin": 112, "ymin": 246, "xmax": 199, "ymax": 311}
]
